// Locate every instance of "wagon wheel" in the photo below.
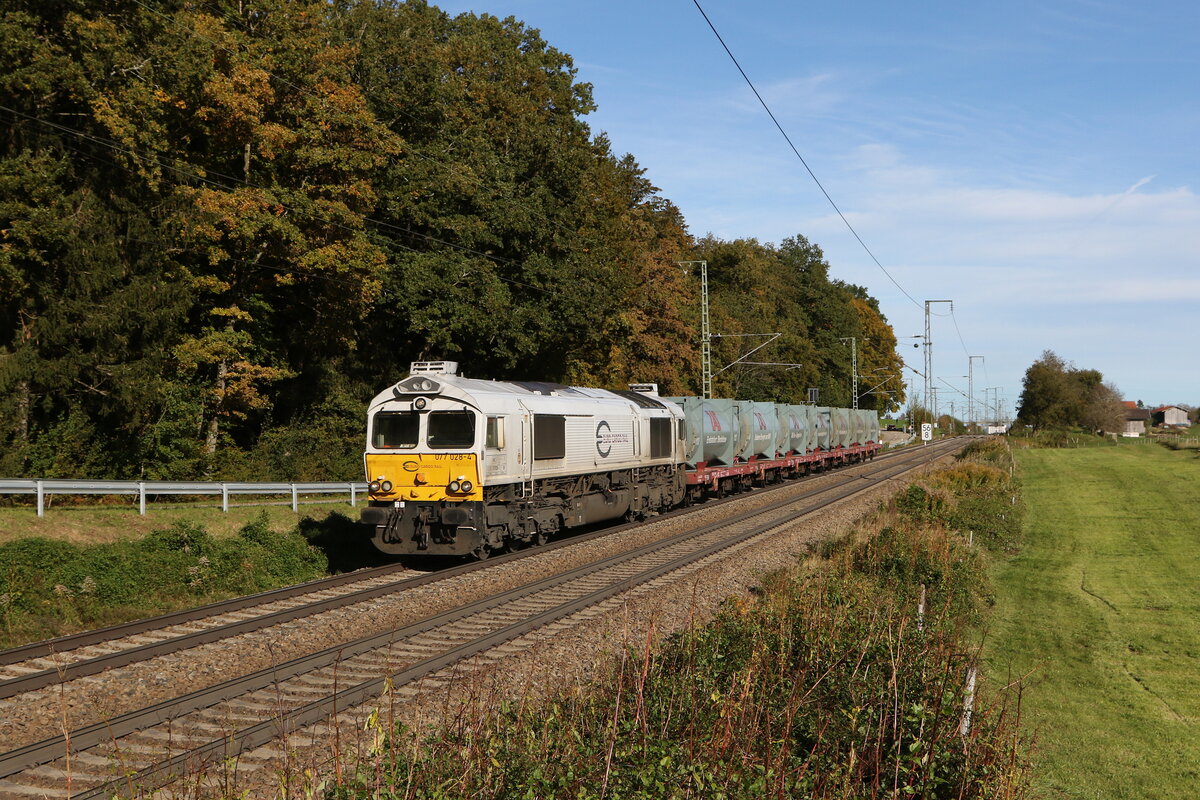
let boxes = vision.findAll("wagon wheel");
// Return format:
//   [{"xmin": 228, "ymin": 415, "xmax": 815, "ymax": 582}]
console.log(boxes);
[{"xmin": 471, "ymin": 544, "xmax": 491, "ymax": 561}]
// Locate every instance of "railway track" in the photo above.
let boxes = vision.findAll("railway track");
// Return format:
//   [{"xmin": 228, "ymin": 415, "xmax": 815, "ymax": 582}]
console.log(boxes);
[
  {"xmin": 0, "ymin": 439, "xmax": 941, "ymax": 697},
  {"xmin": 0, "ymin": 438, "xmax": 963, "ymax": 798}
]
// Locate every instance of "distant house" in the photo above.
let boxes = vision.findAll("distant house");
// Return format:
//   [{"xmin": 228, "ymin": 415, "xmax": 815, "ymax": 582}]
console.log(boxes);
[
  {"xmin": 1122, "ymin": 401, "xmax": 1149, "ymax": 437},
  {"xmin": 1152, "ymin": 405, "xmax": 1190, "ymax": 427}
]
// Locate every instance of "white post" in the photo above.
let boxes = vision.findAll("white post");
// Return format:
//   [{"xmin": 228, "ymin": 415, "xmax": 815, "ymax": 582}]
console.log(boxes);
[
  {"xmin": 349, "ymin": 484, "xmax": 357, "ymax": 507},
  {"xmin": 221, "ymin": 484, "xmax": 229, "ymax": 512},
  {"xmin": 138, "ymin": 481, "xmax": 146, "ymax": 516},
  {"xmin": 917, "ymin": 583, "xmax": 926, "ymax": 632},
  {"xmin": 36, "ymin": 480, "xmax": 45, "ymax": 517},
  {"xmin": 291, "ymin": 485, "xmax": 298, "ymax": 512},
  {"xmin": 959, "ymin": 666, "xmax": 977, "ymax": 736}
]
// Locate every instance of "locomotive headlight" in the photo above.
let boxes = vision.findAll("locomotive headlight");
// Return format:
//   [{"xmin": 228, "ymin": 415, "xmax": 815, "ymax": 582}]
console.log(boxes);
[
  {"xmin": 369, "ymin": 480, "xmax": 381, "ymax": 493},
  {"xmin": 448, "ymin": 480, "xmax": 462, "ymax": 493},
  {"xmin": 460, "ymin": 480, "xmax": 473, "ymax": 493},
  {"xmin": 414, "ymin": 397, "xmax": 427, "ymax": 410},
  {"xmin": 380, "ymin": 480, "xmax": 393, "ymax": 493}
]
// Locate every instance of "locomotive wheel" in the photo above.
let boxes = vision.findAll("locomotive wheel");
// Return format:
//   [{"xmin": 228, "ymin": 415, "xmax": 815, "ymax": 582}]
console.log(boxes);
[{"xmin": 472, "ymin": 544, "xmax": 491, "ymax": 560}]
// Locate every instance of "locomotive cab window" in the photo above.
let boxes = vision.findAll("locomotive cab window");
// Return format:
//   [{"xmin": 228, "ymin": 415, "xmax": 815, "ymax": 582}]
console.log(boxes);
[
  {"xmin": 426, "ymin": 411, "xmax": 475, "ymax": 449},
  {"xmin": 373, "ymin": 411, "xmax": 419, "ymax": 449},
  {"xmin": 486, "ymin": 416, "xmax": 505, "ymax": 450}
]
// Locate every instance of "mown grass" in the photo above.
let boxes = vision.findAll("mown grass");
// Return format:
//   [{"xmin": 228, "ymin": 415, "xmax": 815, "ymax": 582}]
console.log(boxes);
[
  {"xmin": 987, "ymin": 444, "xmax": 1200, "ymax": 799},
  {"xmin": 323, "ymin": 439, "xmax": 1032, "ymax": 800}
]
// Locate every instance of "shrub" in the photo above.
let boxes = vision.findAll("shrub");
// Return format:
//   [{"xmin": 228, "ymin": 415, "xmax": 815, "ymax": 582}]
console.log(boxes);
[{"xmin": 0, "ymin": 514, "xmax": 328, "ymax": 647}]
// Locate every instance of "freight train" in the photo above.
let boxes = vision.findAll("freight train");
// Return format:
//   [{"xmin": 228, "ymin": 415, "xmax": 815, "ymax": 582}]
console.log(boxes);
[{"xmin": 359, "ymin": 362, "xmax": 881, "ymax": 558}]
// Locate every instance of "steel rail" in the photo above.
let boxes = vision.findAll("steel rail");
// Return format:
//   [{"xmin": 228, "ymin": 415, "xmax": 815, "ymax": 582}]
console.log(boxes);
[
  {"xmin": 74, "ymin": 440, "xmax": 960, "ymax": 799},
  {"xmin": 0, "ymin": 438, "xmax": 962, "ymax": 791},
  {"xmin": 0, "ymin": 440, "xmax": 933, "ymax": 689},
  {"xmin": 0, "ymin": 563, "xmax": 414, "ymax": 667}
]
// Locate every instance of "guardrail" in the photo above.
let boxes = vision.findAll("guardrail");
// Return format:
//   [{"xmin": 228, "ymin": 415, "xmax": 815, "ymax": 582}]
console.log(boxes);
[{"xmin": 0, "ymin": 480, "xmax": 369, "ymax": 517}]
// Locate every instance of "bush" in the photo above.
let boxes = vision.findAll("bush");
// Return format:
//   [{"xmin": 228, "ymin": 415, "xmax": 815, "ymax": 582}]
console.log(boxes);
[{"xmin": 0, "ymin": 514, "xmax": 328, "ymax": 647}]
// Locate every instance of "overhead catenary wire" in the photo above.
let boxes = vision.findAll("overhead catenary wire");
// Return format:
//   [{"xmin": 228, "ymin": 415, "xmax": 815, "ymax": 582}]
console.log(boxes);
[
  {"xmin": 691, "ymin": 0, "xmax": 923, "ymax": 311},
  {"xmin": 934, "ymin": 376, "xmax": 976, "ymax": 407},
  {"xmin": 692, "ymin": 2, "xmax": 1002, "ymax": 408},
  {"xmin": 949, "ymin": 307, "xmax": 971, "ymax": 359}
]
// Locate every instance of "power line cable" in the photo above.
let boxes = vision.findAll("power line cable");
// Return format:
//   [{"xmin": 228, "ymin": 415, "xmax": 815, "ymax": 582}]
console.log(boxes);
[
  {"xmin": 949, "ymin": 307, "xmax": 971, "ymax": 358},
  {"xmin": 935, "ymin": 376, "xmax": 972, "ymax": 403},
  {"xmin": 691, "ymin": 0, "xmax": 922, "ymax": 310}
]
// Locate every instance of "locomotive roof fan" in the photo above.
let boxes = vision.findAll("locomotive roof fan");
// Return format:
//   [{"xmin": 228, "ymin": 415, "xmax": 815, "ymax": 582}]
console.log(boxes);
[{"xmin": 410, "ymin": 361, "xmax": 459, "ymax": 375}]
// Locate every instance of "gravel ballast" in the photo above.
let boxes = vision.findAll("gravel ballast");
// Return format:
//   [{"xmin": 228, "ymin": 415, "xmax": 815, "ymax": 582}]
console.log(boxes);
[{"xmin": 221, "ymin": 447, "xmax": 963, "ymax": 798}]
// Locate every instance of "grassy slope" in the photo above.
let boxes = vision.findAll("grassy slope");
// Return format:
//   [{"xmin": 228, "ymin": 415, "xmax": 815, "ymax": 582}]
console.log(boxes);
[
  {"xmin": 988, "ymin": 442, "xmax": 1200, "ymax": 799},
  {"xmin": 0, "ymin": 501, "xmax": 362, "ymax": 546},
  {"xmin": 0, "ymin": 505, "xmax": 382, "ymax": 648}
]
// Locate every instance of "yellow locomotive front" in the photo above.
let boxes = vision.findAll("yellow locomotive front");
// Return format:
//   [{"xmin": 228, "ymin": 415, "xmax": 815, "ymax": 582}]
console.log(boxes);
[
  {"xmin": 360, "ymin": 364, "xmax": 489, "ymax": 557},
  {"xmin": 364, "ymin": 411, "xmax": 482, "ymax": 504}
]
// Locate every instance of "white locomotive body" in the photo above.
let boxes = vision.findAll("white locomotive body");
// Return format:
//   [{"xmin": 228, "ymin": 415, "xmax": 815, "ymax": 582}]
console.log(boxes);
[
  {"xmin": 361, "ymin": 363, "xmax": 882, "ymax": 558},
  {"xmin": 359, "ymin": 363, "xmax": 686, "ymax": 557}
]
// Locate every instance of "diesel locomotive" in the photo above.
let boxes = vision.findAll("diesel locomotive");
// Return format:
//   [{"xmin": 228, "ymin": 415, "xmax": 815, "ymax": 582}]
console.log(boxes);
[{"xmin": 359, "ymin": 362, "xmax": 880, "ymax": 558}]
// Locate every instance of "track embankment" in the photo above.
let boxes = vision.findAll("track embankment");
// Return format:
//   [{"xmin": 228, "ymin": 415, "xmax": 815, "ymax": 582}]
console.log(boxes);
[{"xmin": 0, "ymin": 439, "xmax": 964, "ymax": 799}]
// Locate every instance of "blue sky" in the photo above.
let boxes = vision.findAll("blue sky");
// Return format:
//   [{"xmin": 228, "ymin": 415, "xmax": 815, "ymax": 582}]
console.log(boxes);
[{"xmin": 442, "ymin": 0, "xmax": 1199, "ymax": 415}]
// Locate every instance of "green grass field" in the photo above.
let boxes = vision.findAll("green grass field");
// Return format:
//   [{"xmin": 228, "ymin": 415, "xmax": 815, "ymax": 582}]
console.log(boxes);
[{"xmin": 988, "ymin": 441, "xmax": 1200, "ymax": 799}]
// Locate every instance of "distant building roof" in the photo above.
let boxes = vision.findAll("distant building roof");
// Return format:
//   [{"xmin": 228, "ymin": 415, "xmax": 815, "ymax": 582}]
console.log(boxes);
[
  {"xmin": 1126, "ymin": 408, "xmax": 1150, "ymax": 421},
  {"xmin": 1122, "ymin": 401, "xmax": 1138, "ymax": 409},
  {"xmin": 1153, "ymin": 405, "xmax": 1186, "ymax": 413}
]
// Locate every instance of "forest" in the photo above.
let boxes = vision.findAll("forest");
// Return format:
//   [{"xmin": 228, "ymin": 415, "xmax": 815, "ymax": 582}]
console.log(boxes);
[{"xmin": 1, "ymin": 0, "xmax": 904, "ymax": 481}]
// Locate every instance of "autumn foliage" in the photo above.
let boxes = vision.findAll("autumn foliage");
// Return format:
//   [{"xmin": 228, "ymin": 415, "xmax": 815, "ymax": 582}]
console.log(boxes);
[{"xmin": 1, "ymin": 0, "xmax": 904, "ymax": 480}]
